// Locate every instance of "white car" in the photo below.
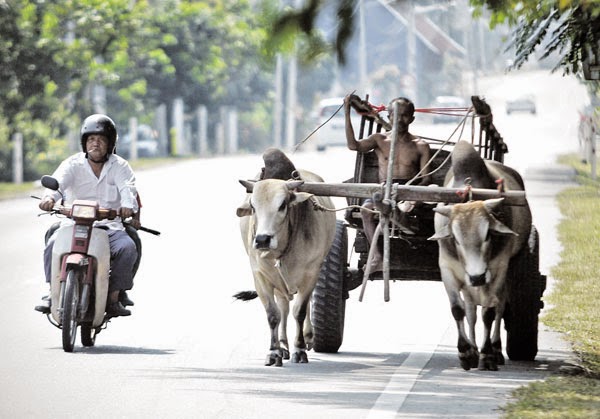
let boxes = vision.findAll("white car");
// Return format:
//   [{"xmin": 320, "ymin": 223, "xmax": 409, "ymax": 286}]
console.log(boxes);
[
  {"xmin": 313, "ymin": 97, "xmax": 362, "ymax": 151},
  {"xmin": 506, "ymin": 96, "xmax": 537, "ymax": 115}
]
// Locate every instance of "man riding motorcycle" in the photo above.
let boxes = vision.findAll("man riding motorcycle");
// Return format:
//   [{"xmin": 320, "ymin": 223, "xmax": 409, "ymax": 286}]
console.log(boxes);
[{"xmin": 35, "ymin": 114, "xmax": 140, "ymax": 318}]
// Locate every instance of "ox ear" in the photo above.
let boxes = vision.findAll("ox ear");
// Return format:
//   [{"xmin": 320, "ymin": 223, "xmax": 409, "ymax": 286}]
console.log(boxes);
[
  {"xmin": 289, "ymin": 192, "xmax": 313, "ymax": 206},
  {"xmin": 236, "ymin": 197, "xmax": 253, "ymax": 217},
  {"xmin": 483, "ymin": 198, "xmax": 517, "ymax": 236},
  {"xmin": 433, "ymin": 204, "xmax": 452, "ymax": 218},
  {"xmin": 428, "ymin": 225, "xmax": 451, "ymax": 241},
  {"xmin": 489, "ymin": 215, "xmax": 518, "ymax": 236}
]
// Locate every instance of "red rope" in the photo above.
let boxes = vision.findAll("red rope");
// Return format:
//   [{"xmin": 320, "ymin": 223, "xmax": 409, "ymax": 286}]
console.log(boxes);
[
  {"xmin": 415, "ymin": 107, "xmax": 471, "ymax": 114},
  {"xmin": 495, "ymin": 178, "xmax": 505, "ymax": 193},
  {"xmin": 370, "ymin": 104, "xmax": 387, "ymax": 113}
]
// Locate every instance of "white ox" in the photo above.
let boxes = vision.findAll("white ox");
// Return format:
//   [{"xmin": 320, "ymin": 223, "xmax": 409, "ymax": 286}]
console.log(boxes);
[
  {"xmin": 236, "ymin": 170, "xmax": 336, "ymax": 366},
  {"xmin": 429, "ymin": 141, "xmax": 532, "ymax": 371}
]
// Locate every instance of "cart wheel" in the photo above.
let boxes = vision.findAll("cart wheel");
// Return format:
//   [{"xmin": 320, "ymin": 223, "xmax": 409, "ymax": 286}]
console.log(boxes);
[
  {"xmin": 312, "ymin": 220, "xmax": 348, "ymax": 353},
  {"xmin": 504, "ymin": 225, "xmax": 545, "ymax": 361}
]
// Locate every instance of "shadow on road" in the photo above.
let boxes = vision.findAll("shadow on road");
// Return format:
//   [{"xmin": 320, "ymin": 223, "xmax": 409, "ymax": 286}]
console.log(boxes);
[{"xmin": 47, "ymin": 345, "xmax": 176, "ymax": 355}]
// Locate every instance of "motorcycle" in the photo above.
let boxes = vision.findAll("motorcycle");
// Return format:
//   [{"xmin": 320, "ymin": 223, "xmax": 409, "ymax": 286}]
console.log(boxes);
[{"xmin": 35, "ymin": 175, "xmax": 159, "ymax": 352}]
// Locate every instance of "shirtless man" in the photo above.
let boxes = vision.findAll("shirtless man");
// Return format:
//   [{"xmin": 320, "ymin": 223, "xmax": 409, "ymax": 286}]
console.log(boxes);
[{"xmin": 344, "ymin": 95, "xmax": 432, "ymax": 272}]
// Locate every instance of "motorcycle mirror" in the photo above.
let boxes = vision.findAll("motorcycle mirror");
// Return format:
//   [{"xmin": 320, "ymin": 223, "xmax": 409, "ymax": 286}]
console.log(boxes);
[{"xmin": 41, "ymin": 175, "xmax": 59, "ymax": 191}]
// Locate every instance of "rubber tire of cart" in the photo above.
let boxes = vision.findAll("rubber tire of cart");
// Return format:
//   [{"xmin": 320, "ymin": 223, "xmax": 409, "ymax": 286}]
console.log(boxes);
[
  {"xmin": 312, "ymin": 220, "xmax": 348, "ymax": 353},
  {"xmin": 504, "ymin": 225, "xmax": 545, "ymax": 361}
]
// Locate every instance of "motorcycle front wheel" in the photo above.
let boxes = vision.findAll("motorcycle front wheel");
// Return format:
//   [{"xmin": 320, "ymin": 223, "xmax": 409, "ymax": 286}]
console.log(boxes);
[
  {"xmin": 62, "ymin": 269, "xmax": 80, "ymax": 352},
  {"xmin": 80, "ymin": 324, "xmax": 96, "ymax": 347}
]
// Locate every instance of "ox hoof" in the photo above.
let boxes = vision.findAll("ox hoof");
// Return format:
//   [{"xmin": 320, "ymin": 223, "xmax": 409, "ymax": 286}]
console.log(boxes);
[
  {"xmin": 291, "ymin": 351, "xmax": 308, "ymax": 364},
  {"xmin": 265, "ymin": 353, "xmax": 283, "ymax": 367},
  {"xmin": 496, "ymin": 352, "xmax": 505, "ymax": 366},
  {"xmin": 459, "ymin": 349, "xmax": 479, "ymax": 371},
  {"xmin": 282, "ymin": 348, "xmax": 290, "ymax": 360},
  {"xmin": 478, "ymin": 355, "xmax": 499, "ymax": 371}
]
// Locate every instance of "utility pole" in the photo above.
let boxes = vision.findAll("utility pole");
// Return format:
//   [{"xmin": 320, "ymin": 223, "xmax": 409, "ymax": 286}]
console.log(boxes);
[
  {"xmin": 273, "ymin": 54, "xmax": 284, "ymax": 148},
  {"xmin": 358, "ymin": 0, "xmax": 368, "ymax": 94},
  {"xmin": 406, "ymin": 0, "xmax": 417, "ymax": 103},
  {"xmin": 284, "ymin": 0, "xmax": 301, "ymax": 150},
  {"xmin": 285, "ymin": 54, "xmax": 298, "ymax": 150}
]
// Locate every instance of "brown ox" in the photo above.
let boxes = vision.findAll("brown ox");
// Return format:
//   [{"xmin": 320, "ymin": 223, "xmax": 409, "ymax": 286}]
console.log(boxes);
[
  {"xmin": 236, "ymin": 153, "xmax": 336, "ymax": 366},
  {"xmin": 429, "ymin": 141, "xmax": 532, "ymax": 370}
]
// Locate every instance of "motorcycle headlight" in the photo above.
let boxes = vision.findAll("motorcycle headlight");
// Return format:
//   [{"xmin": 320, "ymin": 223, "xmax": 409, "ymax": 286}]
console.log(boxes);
[{"xmin": 72, "ymin": 204, "xmax": 96, "ymax": 219}]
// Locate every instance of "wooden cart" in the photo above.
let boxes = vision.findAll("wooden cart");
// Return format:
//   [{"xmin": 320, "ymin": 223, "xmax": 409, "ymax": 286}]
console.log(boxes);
[{"xmin": 303, "ymin": 96, "xmax": 546, "ymax": 362}]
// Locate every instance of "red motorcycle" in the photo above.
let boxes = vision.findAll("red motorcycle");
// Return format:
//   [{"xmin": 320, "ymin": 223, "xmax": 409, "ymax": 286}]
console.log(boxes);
[{"xmin": 36, "ymin": 175, "xmax": 159, "ymax": 352}]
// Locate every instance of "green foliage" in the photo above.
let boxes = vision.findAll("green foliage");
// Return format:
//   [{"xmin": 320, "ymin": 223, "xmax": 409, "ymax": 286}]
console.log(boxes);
[
  {"xmin": 502, "ymin": 154, "xmax": 600, "ymax": 417},
  {"xmin": 503, "ymin": 376, "xmax": 600, "ymax": 418},
  {"xmin": 268, "ymin": 0, "xmax": 599, "ymax": 77},
  {"xmin": 238, "ymin": 103, "xmax": 273, "ymax": 153},
  {"xmin": 0, "ymin": 0, "xmax": 273, "ymax": 180},
  {"xmin": 544, "ymin": 155, "xmax": 600, "ymax": 374},
  {"xmin": 470, "ymin": 0, "xmax": 600, "ymax": 75}
]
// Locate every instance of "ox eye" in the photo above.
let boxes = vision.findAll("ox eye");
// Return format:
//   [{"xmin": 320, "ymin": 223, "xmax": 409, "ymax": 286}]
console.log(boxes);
[{"xmin": 278, "ymin": 201, "xmax": 286, "ymax": 212}]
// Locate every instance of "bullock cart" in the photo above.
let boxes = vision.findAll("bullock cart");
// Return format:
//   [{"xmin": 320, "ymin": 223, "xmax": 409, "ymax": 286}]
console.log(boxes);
[{"xmin": 301, "ymin": 96, "xmax": 545, "ymax": 362}]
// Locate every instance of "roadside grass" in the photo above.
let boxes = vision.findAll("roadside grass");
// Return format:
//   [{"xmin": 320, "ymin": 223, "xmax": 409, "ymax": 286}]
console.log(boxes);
[
  {"xmin": 0, "ymin": 181, "xmax": 39, "ymax": 200},
  {"xmin": 503, "ymin": 154, "xmax": 600, "ymax": 418}
]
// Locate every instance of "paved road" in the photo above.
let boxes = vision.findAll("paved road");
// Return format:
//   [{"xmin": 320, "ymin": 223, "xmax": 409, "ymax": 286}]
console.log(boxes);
[{"xmin": 0, "ymin": 70, "xmax": 588, "ymax": 418}]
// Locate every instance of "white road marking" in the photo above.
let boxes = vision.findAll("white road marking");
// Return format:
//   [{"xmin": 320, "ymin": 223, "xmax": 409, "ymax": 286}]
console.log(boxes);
[{"xmin": 366, "ymin": 344, "xmax": 438, "ymax": 419}]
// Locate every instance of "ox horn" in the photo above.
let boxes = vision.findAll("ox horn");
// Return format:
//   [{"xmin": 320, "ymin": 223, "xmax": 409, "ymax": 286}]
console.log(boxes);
[
  {"xmin": 239, "ymin": 179, "xmax": 257, "ymax": 192},
  {"xmin": 286, "ymin": 180, "xmax": 304, "ymax": 190}
]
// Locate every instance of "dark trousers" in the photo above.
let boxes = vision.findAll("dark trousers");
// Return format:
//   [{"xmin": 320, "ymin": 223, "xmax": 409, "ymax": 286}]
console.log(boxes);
[{"xmin": 43, "ymin": 223, "xmax": 141, "ymax": 292}]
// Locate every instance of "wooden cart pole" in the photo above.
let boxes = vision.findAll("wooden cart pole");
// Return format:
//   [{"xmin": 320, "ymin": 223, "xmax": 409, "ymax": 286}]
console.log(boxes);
[
  {"xmin": 358, "ymin": 222, "xmax": 382, "ymax": 301},
  {"xmin": 292, "ymin": 182, "xmax": 527, "ymax": 205},
  {"xmin": 382, "ymin": 100, "xmax": 401, "ymax": 302}
]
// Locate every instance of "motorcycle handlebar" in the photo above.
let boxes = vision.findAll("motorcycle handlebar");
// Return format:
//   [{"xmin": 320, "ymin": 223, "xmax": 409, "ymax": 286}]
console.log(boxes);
[
  {"xmin": 53, "ymin": 205, "xmax": 117, "ymax": 220},
  {"xmin": 33, "ymin": 198, "xmax": 160, "ymax": 236}
]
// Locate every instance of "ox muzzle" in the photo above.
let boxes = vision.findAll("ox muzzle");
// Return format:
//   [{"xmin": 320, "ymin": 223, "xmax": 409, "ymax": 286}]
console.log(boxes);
[
  {"xmin": 469, "ymin": 272, "xmax": 488, "ymax": 287},
  {"xmin": 254, "ymin": 234, "xmax": 275, "ymax": 250}
]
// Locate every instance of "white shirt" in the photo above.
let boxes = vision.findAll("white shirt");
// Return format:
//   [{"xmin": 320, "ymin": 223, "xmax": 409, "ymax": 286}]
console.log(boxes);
[{"xmin": 44, "ymin": 153, "xmax": 138, "ymax": 231}]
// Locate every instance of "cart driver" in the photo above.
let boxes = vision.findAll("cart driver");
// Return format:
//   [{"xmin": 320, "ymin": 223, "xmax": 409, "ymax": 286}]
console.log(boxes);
[{"xmin": 344, "ymin": 94, "xmax": 432, "ymax": 273}]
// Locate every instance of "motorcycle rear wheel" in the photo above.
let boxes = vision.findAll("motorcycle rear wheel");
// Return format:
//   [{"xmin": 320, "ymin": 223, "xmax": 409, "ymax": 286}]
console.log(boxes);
[{"xmin": 62, "ymin": 270, "xmax": 80, "ymax": 352}]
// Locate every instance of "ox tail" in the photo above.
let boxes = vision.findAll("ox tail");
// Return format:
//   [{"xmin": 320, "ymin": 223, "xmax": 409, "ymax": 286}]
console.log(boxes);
[{"xmin": 233, "ymin": 290, "xmax": 259, "ymax": 301}]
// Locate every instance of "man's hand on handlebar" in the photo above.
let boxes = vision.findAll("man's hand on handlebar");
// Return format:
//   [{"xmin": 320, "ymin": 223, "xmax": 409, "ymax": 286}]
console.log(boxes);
[
  {"xmin": 119, "ymin": 207, "xmax": 134, "ymax": 220},
  {"xmin": 39, "ymin": 197, "xmax": 56, "ymax": 212}
]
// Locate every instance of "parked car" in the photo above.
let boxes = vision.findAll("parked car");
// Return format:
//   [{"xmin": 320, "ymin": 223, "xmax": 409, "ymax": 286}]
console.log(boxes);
[
  {"xmin": 506, "ymin": 96, "xmax": 536, "ymax": 115},
  {"xmin": 118, "ymin": 124, "xmax": 160, "ymax": 159},
  {"xmin": 429, "ymin": 95, "xmax": 468, "ymax": 124},
  {"xmin": 312, "ymin": 97, "xmax": 361, "ymax": 151}
]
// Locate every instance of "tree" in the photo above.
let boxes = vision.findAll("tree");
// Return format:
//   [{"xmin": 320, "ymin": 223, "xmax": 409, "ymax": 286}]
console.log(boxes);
[
  {"xmin": 471, "ymin": 0, "xmax": 600, "ymax": 76},
  {"xmin": 269, "ymin": 0, "xmax": 600, "ymax": 77},
  {"xmin": 0, "ymin": 0, "xmax": 273, "ymax": 180}
]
